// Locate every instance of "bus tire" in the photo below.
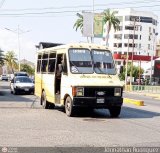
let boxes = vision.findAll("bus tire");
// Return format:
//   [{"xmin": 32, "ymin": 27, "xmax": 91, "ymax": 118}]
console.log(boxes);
[
  {"xmin": 65, "ymin": 96, "xmax": 74, "ymax": 117},
  {"xmin": 41, "ymin": 91, "xmax": 49, "ymax": 109},
  {"xmin": 109, "ymin": 106, "xmax": 121, "ymax": 118}
]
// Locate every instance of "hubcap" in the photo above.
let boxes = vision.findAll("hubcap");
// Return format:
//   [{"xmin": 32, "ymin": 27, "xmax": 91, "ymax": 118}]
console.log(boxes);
[{"xmin": 66, "ymin": 101, "xmax": 71, "ymax": 112}]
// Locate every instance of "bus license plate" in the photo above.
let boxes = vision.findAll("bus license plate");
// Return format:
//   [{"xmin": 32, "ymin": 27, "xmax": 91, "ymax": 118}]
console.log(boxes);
[
  {"xmin": 97, "ymin": 98, "xmax": 104, "ymax": 103},
  {"xmin": 25, "ymin": 88, "xmax": 29, "ymax": 91}
]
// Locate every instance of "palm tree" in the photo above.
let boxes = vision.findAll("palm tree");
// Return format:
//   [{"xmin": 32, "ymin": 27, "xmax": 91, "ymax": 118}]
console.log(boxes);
[
  {"xmin": 73, "ymin": 13, "xmax": 83, "ymax": 33},
  {"xmin": 5, "ymin": 51, "xmax": 18, "ymax": 73},
  {"xmin": 73, "ymin": 13, "xmax": 91, "ymax": 42},
  {"xmin": 103, "ymin": 9, "xmax": 120, "ymax": 46}
]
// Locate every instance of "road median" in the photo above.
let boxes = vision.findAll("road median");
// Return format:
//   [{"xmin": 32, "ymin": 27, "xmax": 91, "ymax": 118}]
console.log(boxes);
[{"xmin": 124, "ymin": 98, "xmax": 144, "ymax": 106}]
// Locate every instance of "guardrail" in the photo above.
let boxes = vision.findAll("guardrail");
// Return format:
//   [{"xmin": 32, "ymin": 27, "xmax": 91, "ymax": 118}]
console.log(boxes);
[{"xmin": 125, "ymin": 85, "xmax": 160, "ymax": 93}]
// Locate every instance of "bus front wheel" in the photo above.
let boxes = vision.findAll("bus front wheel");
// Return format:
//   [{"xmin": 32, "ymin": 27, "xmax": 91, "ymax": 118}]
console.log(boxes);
[
  {"xmin": 65, "ymin": 96, "xmax": 74, "ymax": 117},
  {"xmin": 41, "ymin": 91, "xmax": 49, "ymax": 109},
  {"xmin": 109, "ymin": 106, "xmax": 121, "ymax": 118}
]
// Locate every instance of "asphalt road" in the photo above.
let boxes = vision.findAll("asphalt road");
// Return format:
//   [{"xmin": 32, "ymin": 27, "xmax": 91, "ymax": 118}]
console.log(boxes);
[{"xmin": 0, "ymin": 81, "xmax": 160, "ymax": 147}]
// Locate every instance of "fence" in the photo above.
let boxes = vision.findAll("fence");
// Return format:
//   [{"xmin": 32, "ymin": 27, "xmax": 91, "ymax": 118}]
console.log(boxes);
[{"xmin": 125, "ymin": 85, "xmax": 160, "ymax": 93}]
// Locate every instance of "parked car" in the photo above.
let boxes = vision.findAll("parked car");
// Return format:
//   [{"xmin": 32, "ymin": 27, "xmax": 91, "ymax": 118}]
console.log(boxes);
[
  {"xmin": 10, "ymin": 76, "xmax": 34, "ymax": 95},
  {"xmin": 0, "ymin": 74, "xmax": 8, "ymax": 81}
]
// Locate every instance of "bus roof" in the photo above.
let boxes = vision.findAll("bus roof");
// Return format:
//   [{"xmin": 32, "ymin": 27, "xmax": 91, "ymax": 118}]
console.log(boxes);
[{"xmin": 36, "ymin": 42, "xmax": 110, "ymax": 53}]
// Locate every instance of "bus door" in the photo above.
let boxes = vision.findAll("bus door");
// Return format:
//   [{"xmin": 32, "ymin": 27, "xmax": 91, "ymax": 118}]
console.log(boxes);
[{"xmin": 55, "ymin": 54, "xmax": 63, "ymax": 103}]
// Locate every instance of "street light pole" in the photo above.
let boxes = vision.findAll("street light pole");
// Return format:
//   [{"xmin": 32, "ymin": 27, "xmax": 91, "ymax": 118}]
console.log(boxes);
[
  {"xmin": 17, "ymin": 25, "xmax": 21, "ymax": 71},
  {"xmin": 150, "ymin": 32, "xmax": 158, "ymax": 85},
  {"xmin": 125, "ymin": 36, "xmax": 130, "ymax": 86},
  {"xmin": 5, "ymin": 26, "xmax": 30, "ymax": 71},
  {"xmin": 92, "ymin": 0, "xmax": 94, "ymax": 43},
  {"xmin": 130, "ymin": 18, "xmax": 136, "ymax": 90}
]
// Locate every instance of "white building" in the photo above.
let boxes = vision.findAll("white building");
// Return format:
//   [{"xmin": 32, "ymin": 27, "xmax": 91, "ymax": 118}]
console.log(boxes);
[{"xmin": 102, "ymin": 8, "xmax": 158, "ymax": 66}]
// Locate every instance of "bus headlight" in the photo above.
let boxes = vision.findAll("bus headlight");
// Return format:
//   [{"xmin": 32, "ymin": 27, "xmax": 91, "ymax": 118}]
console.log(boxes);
[
  {"xmin": 72, "ymin": 87, "xmax": 84, "ymax": 96},
  {"xmin": 114, "ymin": 88, "xmax": 121, "ymax": 96}
]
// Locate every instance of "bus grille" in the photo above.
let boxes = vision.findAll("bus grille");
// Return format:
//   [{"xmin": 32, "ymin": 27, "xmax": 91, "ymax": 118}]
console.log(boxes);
[{"xmin": 84, "ymin": 87, "xmax": 115, "ymax": 97}]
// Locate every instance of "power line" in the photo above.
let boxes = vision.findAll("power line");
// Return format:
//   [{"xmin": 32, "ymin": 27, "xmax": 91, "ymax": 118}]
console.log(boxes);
[
  {"xmin": 0, "ymin": 0, "xmax": 160, "ymax": 12},
  {"xmin": 0, "ymin": 1, "xmax": 159, "ymax": 17},
  {"xmin": 0, "ymin": 4, "xmax": 160, "ymax": 16}
]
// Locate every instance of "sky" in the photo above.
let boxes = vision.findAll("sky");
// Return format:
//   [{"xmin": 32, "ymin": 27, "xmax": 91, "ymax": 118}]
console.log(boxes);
[{"xmin": 0, "ymin": 0, "xmax": 160, "ymax": 63}]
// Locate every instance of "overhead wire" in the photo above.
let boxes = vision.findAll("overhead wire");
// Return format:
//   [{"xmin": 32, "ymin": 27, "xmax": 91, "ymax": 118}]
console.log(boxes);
[
  {"xmin": 0, "ymin": 0, "xmax": 159, "ymax": 17},
  {"xmin": 0, "ymin": 0, "xmax": 159, "ymax": 12}
]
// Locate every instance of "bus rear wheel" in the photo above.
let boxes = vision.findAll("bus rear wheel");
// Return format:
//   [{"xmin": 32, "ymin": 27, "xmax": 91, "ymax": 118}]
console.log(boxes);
[
  {"xmin": 41, "ymin": 91, "xmax": 49, "ymax": 109},
  {"xmin": 65, "ymin": 96, "xmax": 74, "ymax": 117},
  {"xmin": 109, "ymin": 106, "xmax": 121, "ymax": 118}
]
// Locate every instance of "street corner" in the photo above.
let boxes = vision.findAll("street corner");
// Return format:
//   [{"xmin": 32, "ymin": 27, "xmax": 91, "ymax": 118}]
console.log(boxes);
[{"xmin": 123, "ymin": 98, "xmax": 144, "ymax": 106}]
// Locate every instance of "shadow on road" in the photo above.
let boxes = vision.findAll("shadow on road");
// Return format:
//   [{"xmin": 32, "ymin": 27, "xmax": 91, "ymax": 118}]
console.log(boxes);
[
  {"xmin": 0, "ymin": 89, "xmax": 37, "ymax": 103},
  {"xmin": 55, "ymin": 106, "xmax": 160, "ymax": 119},
  {"xmin": 120, "ymin": 106, "xmax": 160, "ymax": 119}
]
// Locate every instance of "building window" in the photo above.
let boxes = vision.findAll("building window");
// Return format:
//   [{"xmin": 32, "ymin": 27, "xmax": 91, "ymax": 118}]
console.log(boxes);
[
  {"xmin": 125, "ymin": 25, "xmax": 139, "ymax": 31},
  {"xmin": 114, "ymin": 43, "xmax": 122, "ymax": 48},
  {"xmin": 148, "ymin": 35, "xmax": 151, "ymax": 41},
  {"xmin": 125, "ymin": 16, "xmax": 139, "ymax": 21},
  {"xmin": 117, "ymin": 61, "xmax": 121, "ymax": 65},
  {"xmin": 140, "ymin": 17, "xmax": 152, "ymax": 23},
  {"xmin": 124, "ymin": 34, "xmax": 138, "ymax": 39},
  {"xmin": 125, "ymin": 16, "xmax": 157, "ymax": 25},
  {"xmin": 140, "ymin": 35, "xmax": 141, "ymax": 40},
  {"xmin": 124, "ymin": 43, "xmax": 128, "ymax": 47},
  {"xmin": 114, "ymin": 34, "xmax": 122, "ymax": 39},
  {"xmin": 148, "ymin": 44, "xmax": 150, "ymax": 50},
  {"xmin": 139, "ymin": 44, "xmax": 141, "ymax": 49},
  {"xmin": 149, "ymin": 27, "xmax": 151, "ymax": 33},
  {"xmin": 125, "ymin": 26, "xmax": 134, "ymax": 30},
  {"xmin": 140, "ymin": 26, "xmax": 142, "ymax": 31},
  {"xmin": 153, "ymin": 28, "xmax": 155, "ymax": 33},
  {"xmin": 117, "ymin": 26, "xmax": 123, "ymax": 31},
  {"xmin": 124, "ymin": 43, "xmax": 137, "ymax": 47}
]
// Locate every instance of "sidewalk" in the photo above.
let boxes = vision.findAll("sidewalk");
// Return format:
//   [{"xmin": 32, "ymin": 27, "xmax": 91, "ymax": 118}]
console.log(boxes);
[{"xmin": 125, "ymin": 91, "xmax": 160, "ymax": 100}]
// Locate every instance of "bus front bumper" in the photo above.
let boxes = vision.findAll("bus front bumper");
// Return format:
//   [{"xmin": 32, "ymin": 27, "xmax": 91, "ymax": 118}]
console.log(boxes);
[{"xmin": 72, "ymin": 97, "xmax": 123, "ymax": 108}]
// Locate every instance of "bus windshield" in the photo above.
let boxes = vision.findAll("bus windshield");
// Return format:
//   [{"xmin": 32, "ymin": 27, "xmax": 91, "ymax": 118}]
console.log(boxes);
[
  {"xmin": 91, "ymin": 49, "xmax": 116, "ymax": 75},
  {"xmin": 69, "ymin": 48, "xmax": 93, "ymax": 74}
]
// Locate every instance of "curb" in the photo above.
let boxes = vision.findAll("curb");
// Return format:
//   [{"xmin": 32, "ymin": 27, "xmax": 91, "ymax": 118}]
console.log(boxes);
[{"xmin": 123, "ymin": 98, "xmax": 144, "ymax": 106}]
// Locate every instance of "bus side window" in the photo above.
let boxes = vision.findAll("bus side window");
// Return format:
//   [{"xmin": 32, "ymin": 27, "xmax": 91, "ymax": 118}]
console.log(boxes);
[
  {"xmin": 41, "ymin": 53, "xmax": 48, "ymax": 73},
  {"xmin": 37, "ymin": 54, "xmax": 42, "ymax": 73},
  {"xmin": 62, "ymin": 54, "xmax": 68, "ymax": 75},
  {"xmin": 48, "ymin": 52, "xmax": 56, "ymax": 73}
]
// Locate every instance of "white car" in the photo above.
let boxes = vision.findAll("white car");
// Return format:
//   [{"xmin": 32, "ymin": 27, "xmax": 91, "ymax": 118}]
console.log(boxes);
[
  {"xmin": 0, "ymin": 74, "xmax": 8, "ymax": 81},
  {"xmin": 10, "ymin": 76, "xmax": 34, "ymax": 95}
]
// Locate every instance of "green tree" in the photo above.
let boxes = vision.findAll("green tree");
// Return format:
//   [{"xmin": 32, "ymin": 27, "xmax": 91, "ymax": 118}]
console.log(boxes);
[
  {"xmin": 73, "ymin": 13, "xmax": 83, "ymax": 33},
  {"xmin": 20, "ymin": 64, "xmax": 34, "ymax": 76},
  {"xmin": 103, "ymin": 9, "xmax": 120, "ymax": 45},
  {"xmin": 119, "ymin": 63, "xmax": 144, "ymax": 82},
  {"xmin": 0, "ymin": 49, "xmax": 4, "ymax": 66},
  {"xmin": 5, "ymin": 51, "xmax": 18, "ymax": 73}
]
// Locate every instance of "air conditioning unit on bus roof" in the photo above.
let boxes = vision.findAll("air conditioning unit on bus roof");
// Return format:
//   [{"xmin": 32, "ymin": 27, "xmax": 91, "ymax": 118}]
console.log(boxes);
[{"xmin": 36, "ymin": 42, "xmax": 64, "ymax": 49}]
